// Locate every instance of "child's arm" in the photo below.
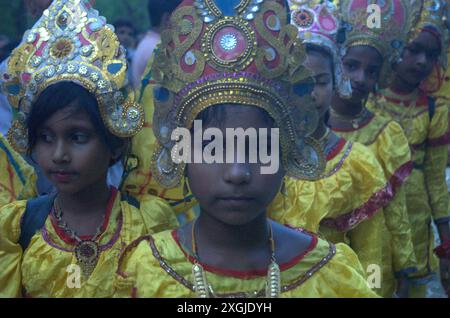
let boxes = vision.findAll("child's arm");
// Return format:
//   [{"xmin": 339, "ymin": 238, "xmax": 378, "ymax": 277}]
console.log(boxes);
[
  {"xmin": 424, "ymin": 101, "xmax": 450, "ymax": 238},
  {"xmin": 0, "ymin": 135, "xmax": 37, "ymax": 206},
  {"xmin": 0, "ymin": 201, "xmax": 27, "ymax": 298}
]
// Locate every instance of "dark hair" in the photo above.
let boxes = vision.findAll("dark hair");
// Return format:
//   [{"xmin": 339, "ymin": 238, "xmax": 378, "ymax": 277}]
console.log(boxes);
[
  {"xmin": 114, "ymin": 19, "xmax": 138, "ymax": 36},
  {"xmin": 305, "ymin": 43, "xmax": 335, "ymax": 86},
  {"xmin": 147, "ymin": 0, "xmax": 181, "ymax": 27},
  {"xmin": 193, "ymin": 104, "xmax": 275, "ymax": 130},
  {"xmin": 27, "ymin": 82, "xmax": 128, "ymax": 165}
]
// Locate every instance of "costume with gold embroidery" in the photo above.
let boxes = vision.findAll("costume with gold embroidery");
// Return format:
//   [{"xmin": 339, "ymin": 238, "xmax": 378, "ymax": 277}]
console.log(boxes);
[
  {"xmin": 0, "ymin": 0, "xmax": 178, "ymax": 298},
  {"xmin": 116, "ymin": 0, "xmax": 375, "ymax": 298},
  {"xmin": 368, "ymin": 0, "xmax": 450, "ymax": 298}
]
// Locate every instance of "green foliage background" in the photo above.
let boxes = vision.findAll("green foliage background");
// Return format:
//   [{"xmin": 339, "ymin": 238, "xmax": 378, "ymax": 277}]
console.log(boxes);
[{"xmin": 0, "ymin": 0, "xmax": 150, "ymax": 41}]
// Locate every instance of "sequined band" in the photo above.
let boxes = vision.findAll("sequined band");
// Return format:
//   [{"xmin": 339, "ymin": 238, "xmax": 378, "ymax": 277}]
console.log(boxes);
[{"xmin": 320, "ymin": 141, "xmax": 352, "ymax": 179}]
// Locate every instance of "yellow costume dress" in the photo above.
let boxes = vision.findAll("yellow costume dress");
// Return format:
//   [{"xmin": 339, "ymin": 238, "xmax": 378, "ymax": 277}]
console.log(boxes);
[
  {"xmin": 114, "ymin": 229, "xmax": 378, "ymax": 298},
  {"xmin": 0, "ymin": 135, "xmax": 37, "ymax": 207},
  {"xmin": 368, "ymin": 88, "xmax": 450, "ymax": 290},
  {"xmin": 269, "ymin": 138, "xmax": 391, "ymax": 292},
  {"xmin": 0, "ymin": 0, "xmax": 179, "ymax": 298},
  {"xmin": 331, "ymin": 113, "xmax": 416, "ymax": 296},
  {"xmin": 0, "ymin": 188, "xmax": 179, "ymax": 297}
]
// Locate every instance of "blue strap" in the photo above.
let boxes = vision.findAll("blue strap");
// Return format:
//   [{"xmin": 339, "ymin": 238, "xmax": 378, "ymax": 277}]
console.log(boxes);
[
  {"xmin": 18, "ymin": 195, "xmax": 56, "ymax": 251},
  {"xmin": 428, "ymin": 96, "xmax": 436, "ymax": 121},
  {"xmin": 121, "ymin": 192, "xmax": 140, "ymax": 209}
]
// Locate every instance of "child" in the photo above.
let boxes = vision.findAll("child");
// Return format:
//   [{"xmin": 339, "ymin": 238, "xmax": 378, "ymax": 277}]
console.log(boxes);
[
  {"xmin": 330, "ymin": 0, "xmax": 420, "ymax": 297},
  {"xmin": 0, "ymin": 0, "xmax": 178, "ymax": 297},
  {"xmin": 368, "ymin": 0, "xmax": 450, "ymax": 297},
  {"xmin": 268, "ymin": 0, "xmax": 392, "ymax": 296},
  {"xmin": 114, "ymin": 0, "xmax": 377, "ymax": 298}
]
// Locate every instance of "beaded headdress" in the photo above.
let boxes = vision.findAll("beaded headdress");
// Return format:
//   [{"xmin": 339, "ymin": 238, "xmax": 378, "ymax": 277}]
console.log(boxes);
[
  {"xmin": 289, "ymin": 0, "xmax": 352, "ymax": 98},
  {"xmin": 338, "ymin": 0, "xmax": 420, "ymax": 88},
  {"xmin": 150, "ymin": 0, "xmax": 326, "ymax": 188},
  {"xmin": 1, "ymin": 0, "xmax": 144, "ymax": 153}
]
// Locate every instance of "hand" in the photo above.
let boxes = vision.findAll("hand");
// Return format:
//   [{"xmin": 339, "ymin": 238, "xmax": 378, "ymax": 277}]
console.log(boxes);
[{"xmin": 440, "ymin": 258, "xmax": 450, "ymax": 297}]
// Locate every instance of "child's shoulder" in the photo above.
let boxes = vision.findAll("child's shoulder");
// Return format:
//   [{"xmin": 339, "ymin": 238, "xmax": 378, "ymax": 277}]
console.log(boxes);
[
  {"xmin": 0, "ymin": 200, "xmax": 28, "ymax": 242},
  {"xmin": 272, "ymin": 222, "xmax": 323, "ymax": 264}
]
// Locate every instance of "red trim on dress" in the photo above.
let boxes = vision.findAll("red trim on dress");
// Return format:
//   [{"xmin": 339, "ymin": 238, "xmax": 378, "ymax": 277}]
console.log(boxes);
[
  {"xmin": 321, "ymin": 161, "xmax": 413, "ymax": 232},
  {"xmin": 427, "ymin": 132, "xmax": 450, "ymax": 147},
  {"xmin": 331, "ymin": 113, "xmax": 375, "ymax": 132},
  {"xmin": 326, "ymin": 138, "xmax": 346, "ymax": 161},
  {"xmin": 171, "ymin": 227, "xmax": 319, "ymax": 280},
  {"xmin": 50, "ymin": 187, "xmax": 118, "ymax": 245},
  {"xmin": 378, "ymin": 90, "xmax": 428, "ymax": 107}
]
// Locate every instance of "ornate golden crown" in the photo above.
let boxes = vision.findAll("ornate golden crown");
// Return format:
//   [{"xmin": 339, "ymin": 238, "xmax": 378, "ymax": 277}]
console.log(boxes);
[
  {"xmin": 338, "ymin": 0, "xmax": 421, "ymax": 88},
  {"xmin": 149, "ymin": 0, "xmax": 326, "ymax": 188},
  {"xmin": 1, "ymin": 0, "xmax": 144, "ymax": 153}
]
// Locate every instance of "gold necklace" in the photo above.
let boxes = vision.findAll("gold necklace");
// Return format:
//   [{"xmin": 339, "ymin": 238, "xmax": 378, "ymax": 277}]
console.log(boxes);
[
  {"xmin": 190, "ymin": 220, "xmax": 281, "ymax": 298},
  {"xmin": 330, "ymin": 107, "xmax": 369, "ymax": 129},
  {"xmin": 53, "ymin": 198, "xmax": 106, "ymax": 278}
]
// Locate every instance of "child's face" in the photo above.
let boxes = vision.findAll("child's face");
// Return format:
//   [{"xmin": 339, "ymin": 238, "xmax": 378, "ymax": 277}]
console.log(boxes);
[
  {"xmin": 341, "ymin": 45, "xmax": 383, "ymax": 103},
  {"xmin": 394, "ymin": 30, "xmax": 440, "ymax": 88},
  {"xmin": 186, "ymin": 105, "xmax": 284, "ymax": 226},
  {"xmin": 304, "ymin": 52, "xmax": 333, "ymax": 118},
  {"xmin": 116, "ymin": 26, "xmax": 136, "ymax": 49},
  {"xmin": 33, "ymin": 106, "xmax": 113, "ymax": 195}
]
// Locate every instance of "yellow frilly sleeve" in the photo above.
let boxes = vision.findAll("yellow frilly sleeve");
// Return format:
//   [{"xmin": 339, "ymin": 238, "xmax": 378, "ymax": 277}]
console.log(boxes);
[
  {"xmin": 369, "ymin": 122, "xmax": 417, "ymax": 275},
  {"xmin": 269, "ymin": 142, "xmax": 389, "ymax": 233},
  {"xmin": 424, "ymin": 101, "xmax": 450, "ymax": 222},
  {"xmin": 320, "ymin": 209, "xmax": 384, "ymax": 287},
  {"xmin": 300, "ymin": 243, "xmax": 378, "ymax": 298},
  {"xmin": 135, "ymin": 195, "xmax": 180, "ymax": 235},
  {"xmin": 121, "ymin": 63, "xmax": 196, "ymax": 215},
  {"xmin": 0, "ymin": 136, "xmax": 37, "ymax": 207},
  {"xmin": 0, "ymin": 200, "xmax": 26, "ymax": 298}
]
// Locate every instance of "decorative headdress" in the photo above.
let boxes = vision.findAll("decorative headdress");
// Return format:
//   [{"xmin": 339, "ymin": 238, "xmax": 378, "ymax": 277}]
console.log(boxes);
[
  {"xmin": 411, "ymin": 0, "xmax": 448, "ymax": 69},
  {"xmin": 289, "ymin": 0, "xmax": 352, "ymax": 98},
  {"xmin": 1, "ymin": 0, "xmax": 144, "ymax": 153},
  {"xmin": 150, "ymin": 0, "xmax": 326, "ymax": 188},
  {"xmin": 338, "ymin": 0, "xmax": 420, "ymax": 88}
]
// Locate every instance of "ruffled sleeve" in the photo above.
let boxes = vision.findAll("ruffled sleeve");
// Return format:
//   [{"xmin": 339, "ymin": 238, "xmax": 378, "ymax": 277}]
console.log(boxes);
[
  {"xmin": 135, "ymin": 195, "xmax": 180, "ymax": 235},
  {"xmin": 0, "ymin": 201, "xmax": 27, "ymax": 297},
  {"xmin": 269, "ymin": 142, "xmax": 389, "ymax": 233},
  {"xmin": 424, "ymin": 100, "xmax": 450, "ymax": 222},
  {"xmin": 369, "ymin": 121, "xmax": 417, "ymax": 276},
  {"xmin": 0, "ymin": 136, "xmax": 37, "ymax": 207},
  {"xmin": 320, "ymin": 209, "xmax": 384, "ymax": 283},
  {"xmin": 305, "ymin": 243, "xmax": 378, "ymax": 298}
]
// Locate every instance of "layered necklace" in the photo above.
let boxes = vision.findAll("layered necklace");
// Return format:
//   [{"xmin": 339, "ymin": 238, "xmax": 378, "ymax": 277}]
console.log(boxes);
[
  {"xmin": 53, "ymin": 197, "xmax": 106, "ymax": 278},
  {"xmin": 190, "ymin": 220, "xmax": 281, "ymax": 298}
]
